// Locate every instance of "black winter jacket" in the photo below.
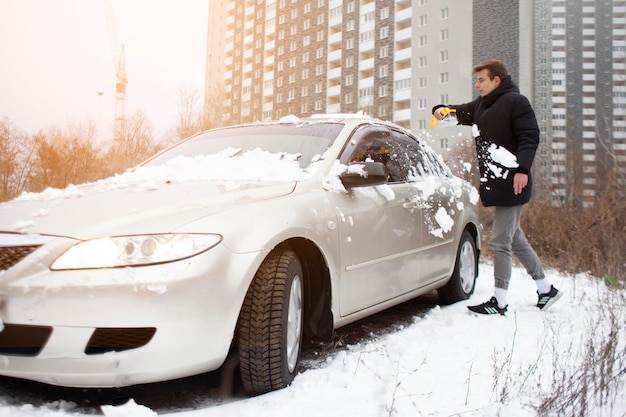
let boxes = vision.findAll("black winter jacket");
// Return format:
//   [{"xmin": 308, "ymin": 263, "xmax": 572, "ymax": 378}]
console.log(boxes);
[{"xmin": 433, "ymin": 76, "xmax": 540, "ymax": 207}]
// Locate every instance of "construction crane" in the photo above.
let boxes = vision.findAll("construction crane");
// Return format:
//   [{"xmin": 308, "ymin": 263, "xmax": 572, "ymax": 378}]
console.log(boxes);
[{"xmin": 104, "ymin": 0, "xmax": 127, "ymax": 140}]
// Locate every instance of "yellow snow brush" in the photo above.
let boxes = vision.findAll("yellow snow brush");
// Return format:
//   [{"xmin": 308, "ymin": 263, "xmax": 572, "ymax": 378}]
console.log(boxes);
[{"xmin": 429, "ymin": 107, "xmax": 456, "ymax": 129}]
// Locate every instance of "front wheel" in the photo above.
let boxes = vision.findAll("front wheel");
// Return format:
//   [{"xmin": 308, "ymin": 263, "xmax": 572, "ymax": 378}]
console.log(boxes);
[
  {"xmin": 237, "ymin": 249, "xmax": 303, "ymax": 395},
  {"xmin": 437, "ymin": 230, "xmax": 477, "ymax": 304}
]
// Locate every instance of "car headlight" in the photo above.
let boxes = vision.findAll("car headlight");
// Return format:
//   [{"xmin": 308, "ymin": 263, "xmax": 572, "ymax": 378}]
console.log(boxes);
[{"xmin": 50, "ymin": 234, "xmax": 222, "ymax": 270}]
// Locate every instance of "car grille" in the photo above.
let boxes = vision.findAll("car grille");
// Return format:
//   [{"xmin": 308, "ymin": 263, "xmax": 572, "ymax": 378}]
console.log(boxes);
[
  {"xmin": 0, "ymin": 245, "xmax": 41, "ymax": 271},
  {"xmin": 0, "ymin": 325, "xmax": 156, "ymax": 356},
  {"xmin": 0, "ymin": 324, "xmax": 53, "ymax": 356},
  {"xmin": 85, "ymin": 327, "xmax": 157, "ymax": 355}
]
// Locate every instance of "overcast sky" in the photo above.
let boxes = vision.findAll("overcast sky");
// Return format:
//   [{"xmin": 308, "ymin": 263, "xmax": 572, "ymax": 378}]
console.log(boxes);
[{"xmin": 0, "ymin": 0, "xmax": 209, "ymax": 140}]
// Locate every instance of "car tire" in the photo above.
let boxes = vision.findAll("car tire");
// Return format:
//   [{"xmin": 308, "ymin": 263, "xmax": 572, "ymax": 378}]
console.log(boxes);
[
  {"xmin": 437, "ymin": 230, "xmax": 477, "ymax": 304},
  {"xmin": 237, "ymin": 248, "xmax": 303, "ymax": 395}
]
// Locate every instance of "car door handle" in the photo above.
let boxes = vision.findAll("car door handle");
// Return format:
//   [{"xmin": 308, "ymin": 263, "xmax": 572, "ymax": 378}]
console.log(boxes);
[{"xmin": 402, "ymin": 200, "xmax": 418, "ymax": 209}]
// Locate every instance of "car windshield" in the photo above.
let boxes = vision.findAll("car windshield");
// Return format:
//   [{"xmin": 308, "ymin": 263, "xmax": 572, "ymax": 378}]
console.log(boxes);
[{"xmin": 144, "ymin": 123, "xmax": 343, "ymax": 169}]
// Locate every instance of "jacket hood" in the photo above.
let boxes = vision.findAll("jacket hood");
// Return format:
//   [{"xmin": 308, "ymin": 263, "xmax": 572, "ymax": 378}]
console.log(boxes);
[{"xmin": 480, "ymin": 75, "xmax": 519, "ymax": 109}]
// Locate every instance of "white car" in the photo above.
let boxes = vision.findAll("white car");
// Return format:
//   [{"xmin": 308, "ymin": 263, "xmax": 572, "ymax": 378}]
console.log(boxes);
[{"xmin": 0, "ymin": 114, "xmax": 480, "ymax": 395}]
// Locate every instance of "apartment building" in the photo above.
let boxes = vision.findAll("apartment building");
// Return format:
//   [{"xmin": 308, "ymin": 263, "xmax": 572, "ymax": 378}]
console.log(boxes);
[
  {"xmin": 204, "ymin": 0, "xmax": 473, "ymax": 133},
  {"xmin": 531, "ymin": 0, "xmax": 626, "ymax": 206}
]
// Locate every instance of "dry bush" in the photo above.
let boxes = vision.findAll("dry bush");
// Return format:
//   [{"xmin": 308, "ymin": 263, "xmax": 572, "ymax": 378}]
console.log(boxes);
[
  {"xmin": 476, "ymin": 173, "xmax": 625, "ymax": 284},
  {"xmin": 522, "ymin": 181, "xmax": 625, "ymax": 283}
]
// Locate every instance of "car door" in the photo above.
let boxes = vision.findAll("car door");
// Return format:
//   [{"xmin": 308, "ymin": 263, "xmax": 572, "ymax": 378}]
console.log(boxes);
[
  {"xmin": 329, "ymin": 125, "xmax": 426, "ymax": 316},
  {"xmin": 405, "ymin": 136, "xmax": 463, "ymax": 283}
]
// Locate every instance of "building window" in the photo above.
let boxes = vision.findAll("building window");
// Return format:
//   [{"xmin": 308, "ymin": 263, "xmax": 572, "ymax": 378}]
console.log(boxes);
[
  {"xmin": 419, "ymin": 56, "xmax": 427, "ymax": 67},
  {"xmin": 440, "ymin": 29, "xmax": 449, "ymax": 41},
  {"xmin": 395, "ymin": 78, "xmax": 411, "ymax": 90},
  {"xmin": 347, "ymin": 20, "xmax": 356, "ymax": 31},
  {"xmin": 419, "ymin": 35, "xmax": 427, "ymax": 46},
  {"xmin": 440, "ymin": 7, "xmax": 449, "ymax": 20},
  {"xmin": 346, "ymin": 38, "xmax": 355, "ymax": 49},
  {"xmin": 380, "ymin": 26, "xmax": 389, "ymax": 39},
  {"xmin": 419, "ymin": 15, "xmax": 427, "ymax": 26},
  {"xmin": 440, "ymin": 72, "xmax": 449, "ymax": 84},
  {"xmin": 380, "ymin": 45, "xmax": 389, "ymax": 58},
  {"xmin": 360, "ymin": 30, "xmax": 374, "ymax": 42},
  {"xmin": 379, "ymin": 64, "xmax": 388, "ymax": 77},
  {"xmin": 345, "ymin": 92, "xmax": 353, "ymax": 104},
  {"xmin": 380, "ymin": 7, "xmax": 389, "ymax": 20},
  {"xmin": 440, "ymin": 50, "xmax": 449, "ymax": 62},
  {"xmin": 345, "ymin": 74, "xmax": 354, "ymax": 85},
  {"xmin": 419, "ymin": 77, "xmax": 427, "ymax": 88},
  {"xmin": 379, "ymin": 85, "xmax": 388, "ymax": 97}
]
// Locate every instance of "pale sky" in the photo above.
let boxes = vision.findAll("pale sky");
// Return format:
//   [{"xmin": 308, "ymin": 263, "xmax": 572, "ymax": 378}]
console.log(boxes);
[{"xmin": 0, "ymin": 0, "xmax": 209, "ymax": 140}]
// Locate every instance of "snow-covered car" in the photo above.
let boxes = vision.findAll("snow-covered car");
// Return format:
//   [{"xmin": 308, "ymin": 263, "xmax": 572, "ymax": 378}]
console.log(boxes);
[{"xmin": 0, "ymin": 114, "xmax": 480, "ymax": 395}]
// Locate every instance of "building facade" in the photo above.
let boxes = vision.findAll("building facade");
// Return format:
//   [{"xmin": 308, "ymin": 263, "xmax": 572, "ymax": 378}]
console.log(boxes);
[
  {"xmin": 536, "ymin": 0, "xmax": 626, "ymax": 206},
  {"xmin": 204, "ymin": 0, "xmax": 473, "ymax": 133}
]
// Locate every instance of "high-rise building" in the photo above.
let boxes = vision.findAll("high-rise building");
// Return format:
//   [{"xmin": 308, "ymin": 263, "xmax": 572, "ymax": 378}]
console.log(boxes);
[
  {"xmin": 535, "ymin": 0, "xmax": 626, "ymax": 206},
  {"xmin": 204, "ymin": 0, "xmax": 473, "ymax": 133}
]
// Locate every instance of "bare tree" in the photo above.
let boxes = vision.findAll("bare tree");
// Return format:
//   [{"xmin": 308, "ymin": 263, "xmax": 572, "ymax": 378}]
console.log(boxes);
[
  {"xmin": 0, "ymin": 117, "xmax": 35, "ymax": 201},
  {"xmin": 27, "ymin": 120, "xmax": 104, "ymax": 192},
  {"xmin": 176, "ymin": 86, "xmax": 204, "ymax": 141},
  {"xmin": 108, "ymin": 110, "xmax": 159, "ymax": 173},
  {"xmin": 203, "ymin": 90, "xmax": 227, "ymax": 130}
]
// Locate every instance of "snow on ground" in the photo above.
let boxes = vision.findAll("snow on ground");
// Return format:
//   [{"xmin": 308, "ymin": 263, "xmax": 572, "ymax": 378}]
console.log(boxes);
[{"xmin": 0, "ymin": 264, "xmax": 624, "ymax": 417}]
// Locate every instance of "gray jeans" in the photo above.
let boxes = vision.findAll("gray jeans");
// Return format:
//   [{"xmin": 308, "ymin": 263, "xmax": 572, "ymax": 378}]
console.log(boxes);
[{"xmin": 490, "ymin": 205, "xmax": 545, "ymax": 290}]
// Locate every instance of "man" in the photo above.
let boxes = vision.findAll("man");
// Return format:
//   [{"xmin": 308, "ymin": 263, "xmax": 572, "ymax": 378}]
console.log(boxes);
[{"xmin": 432, "ymin": 59, "xmax": 561, "ymax": 315}]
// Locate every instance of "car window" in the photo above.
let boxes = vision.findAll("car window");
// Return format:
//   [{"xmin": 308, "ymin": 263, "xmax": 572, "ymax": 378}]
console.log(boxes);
[
  {"xmin": 143, "ymin": 123, "xmax": 342, "ymax": 169},
  {"xmin": 388, "ymin": 129, "xmax": 449, "ymax": 180},
  {"xmin": 342, "ymin": 125, "xmax": 412, "ymax": 183}
]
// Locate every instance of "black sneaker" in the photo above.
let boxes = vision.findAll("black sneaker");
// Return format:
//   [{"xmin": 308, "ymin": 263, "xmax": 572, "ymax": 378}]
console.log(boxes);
[
  {"xmin": 537, "ymin": 285, "xmax": 562, "ymax": 310},
  {"xmin": 467, "ymin": 297, "xmax": 508, "ymax": 316}
]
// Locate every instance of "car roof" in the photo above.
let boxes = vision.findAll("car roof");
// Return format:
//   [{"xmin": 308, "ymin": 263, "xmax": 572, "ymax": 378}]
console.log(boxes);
[{"xmin": 218, "ymin": 113, "xmax": 399, "ymax": 131}]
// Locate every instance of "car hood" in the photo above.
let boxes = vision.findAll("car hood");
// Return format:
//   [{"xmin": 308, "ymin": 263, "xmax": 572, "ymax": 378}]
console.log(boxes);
[{"xmin": 0, "ymin": 179, "xmax": 296, "ymax": 240}]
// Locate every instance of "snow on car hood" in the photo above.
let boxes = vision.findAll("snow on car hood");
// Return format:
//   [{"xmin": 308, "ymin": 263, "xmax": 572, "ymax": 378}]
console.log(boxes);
[{"xmin": 0, "ymin": 150, "xmax": 310, "ymax": 239}]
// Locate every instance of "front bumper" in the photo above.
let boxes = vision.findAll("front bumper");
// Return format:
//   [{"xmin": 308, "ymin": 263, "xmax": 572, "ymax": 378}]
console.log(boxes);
[{"xmin": 0, "ymin": 244, "xmax": 262, "ymax": 388}]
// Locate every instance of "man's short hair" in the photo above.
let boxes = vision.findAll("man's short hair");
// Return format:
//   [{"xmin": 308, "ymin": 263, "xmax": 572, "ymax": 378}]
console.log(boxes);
[{"xmin": 472, "ymin": 60, "xmax": 508, "ymax": 80}]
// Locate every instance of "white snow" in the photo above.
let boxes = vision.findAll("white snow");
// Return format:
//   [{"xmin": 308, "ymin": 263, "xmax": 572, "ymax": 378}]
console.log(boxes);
[
  {"xmin": 1, "ymin": 265, "xmax": 623, "ymax": 417},
  {"xmin": 488, "ymin": 143, "xmax": 519, "ymax": 169}
]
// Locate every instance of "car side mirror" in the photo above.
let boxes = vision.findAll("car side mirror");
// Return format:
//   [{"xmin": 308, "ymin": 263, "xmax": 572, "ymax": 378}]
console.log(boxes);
[{"xmin": 340, "ymin": 161, "xmax": 389, "ymax": 188}]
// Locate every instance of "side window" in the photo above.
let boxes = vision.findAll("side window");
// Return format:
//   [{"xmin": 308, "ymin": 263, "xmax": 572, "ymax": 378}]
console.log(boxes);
[
  {"xmin": 388, "ymin": 129, "xmax": 422, "ymax": 181},
  {"xmin": 342, "ymin": 126, "xmax": 409, "ymax": 182},
  {"xmin": 389, "ymin": 129, "xmax": 449, "ymax": 180}
]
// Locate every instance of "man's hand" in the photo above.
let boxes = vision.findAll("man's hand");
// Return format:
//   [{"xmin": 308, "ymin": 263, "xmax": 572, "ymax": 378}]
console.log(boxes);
[
  {"xmin": 433, "ymin": 107, "xmax": 448, "ymax": 121},
  {"xmin": 513, "ymin": 173, "xmax": 528, "ymax": 195}
]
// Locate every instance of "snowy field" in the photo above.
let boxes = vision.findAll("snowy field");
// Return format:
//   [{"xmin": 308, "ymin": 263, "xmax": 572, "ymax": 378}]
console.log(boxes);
[{"xmin": 0, "ymin": 263, "xmax": 624, "ymax": 417}]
